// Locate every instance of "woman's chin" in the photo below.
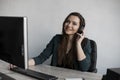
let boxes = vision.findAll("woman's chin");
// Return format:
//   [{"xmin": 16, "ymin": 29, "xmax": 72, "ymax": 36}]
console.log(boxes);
[{"xmin": 65, "ymin": 33, "xmax": 75, "ymax": 36}]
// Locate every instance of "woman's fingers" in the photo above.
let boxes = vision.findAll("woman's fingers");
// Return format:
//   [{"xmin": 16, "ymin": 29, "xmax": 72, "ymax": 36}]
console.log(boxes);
[{"xmin": 9, "ymin": 64, "xmax": 16, "ymax": 69}]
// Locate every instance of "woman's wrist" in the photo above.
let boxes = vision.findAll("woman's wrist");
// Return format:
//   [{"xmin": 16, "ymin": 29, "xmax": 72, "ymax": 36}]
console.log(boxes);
[
  {"xmin": 76, "ymin": 42, "xmax": 86, "ymax": 61},
  {"xmin": 76, "ymin": 42, "xmax": 82, "ymax": 47}
]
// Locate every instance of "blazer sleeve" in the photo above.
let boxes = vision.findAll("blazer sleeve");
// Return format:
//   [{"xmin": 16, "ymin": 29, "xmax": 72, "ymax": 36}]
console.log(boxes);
[
  {"xmin": 77, "ymin": 39, "xmax": 91, "ymax": 71},
  {"xmin": 33, "ymin": 35, "xmax": 57, "ymax": 65}
]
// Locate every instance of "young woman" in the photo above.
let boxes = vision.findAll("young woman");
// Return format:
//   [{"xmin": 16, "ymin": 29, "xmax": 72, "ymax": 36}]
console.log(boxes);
[{"xmin": 29, "ymin": 12, "xmax": 92, "ymax": 71}]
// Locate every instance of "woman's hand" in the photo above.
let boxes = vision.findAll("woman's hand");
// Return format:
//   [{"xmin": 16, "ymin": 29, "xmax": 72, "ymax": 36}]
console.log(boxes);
[
  {"xmin": 76, "ymin": 32, "xmax": 85, "ymax": 44},
  {"xmin": 76, "ymin": 31, "xmax": 86, "ymax": 61},
  {"xmin": 9, "ymin": 59, "xmax": 35, "ymax": 69},
  {"xmin": 9, "ymin": 64, "xmax": 16, "ymax": 69},
  {"xmin": 29, "ymin": 59, "xmax": 35, "ymax": 66}
]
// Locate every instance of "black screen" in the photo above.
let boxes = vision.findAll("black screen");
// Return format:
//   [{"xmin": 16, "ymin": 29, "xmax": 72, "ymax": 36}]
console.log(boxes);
[{"xmin": 0, "ymin": 16, "xmax": 27, "ymax": 69}]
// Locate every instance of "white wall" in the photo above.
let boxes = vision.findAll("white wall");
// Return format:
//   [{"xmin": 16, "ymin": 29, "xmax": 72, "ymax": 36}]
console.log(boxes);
[{"xmin": 0, "ymin": 0, "xmax": 120, "ymax": 74}]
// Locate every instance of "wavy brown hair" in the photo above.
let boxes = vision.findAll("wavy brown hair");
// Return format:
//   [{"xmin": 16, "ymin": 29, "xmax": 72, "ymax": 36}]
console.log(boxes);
[{"xmin": 57, "ymin": 12, "xmax": 85, "ymax": 68}]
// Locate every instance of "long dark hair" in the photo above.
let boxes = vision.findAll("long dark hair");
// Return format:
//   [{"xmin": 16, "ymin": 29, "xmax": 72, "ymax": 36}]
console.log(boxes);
[{"xmin": 57, "ymin": 12, "xmax": 85, "ymax": 68}]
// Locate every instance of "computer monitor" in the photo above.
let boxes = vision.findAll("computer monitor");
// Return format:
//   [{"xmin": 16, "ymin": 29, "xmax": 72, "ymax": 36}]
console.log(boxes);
[
  {"xmin": 0, "ymin": 16, "xmax": 58, "ymax": 80},
  {"xmin": 0, "ymin": 16, "xmax": 28, "ymax": 69}
]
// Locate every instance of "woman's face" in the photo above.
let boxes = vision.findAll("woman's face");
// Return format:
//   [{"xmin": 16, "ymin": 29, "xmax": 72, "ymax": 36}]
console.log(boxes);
[{"xmin": 64, "ymin": 15, "xmax": 80, "ymax": 36}]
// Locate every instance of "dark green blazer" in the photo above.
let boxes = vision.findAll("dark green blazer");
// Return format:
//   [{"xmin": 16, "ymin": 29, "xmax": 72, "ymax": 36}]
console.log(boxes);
[{"xmin": 33, "ymin": 34, "xmax": 92, "ymax": 71}]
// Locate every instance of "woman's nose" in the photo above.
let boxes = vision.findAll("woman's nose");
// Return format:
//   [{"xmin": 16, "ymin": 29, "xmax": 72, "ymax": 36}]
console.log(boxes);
[{"xmin": 67, "ymin": 22, "xmax": 72, "ymax": 27}]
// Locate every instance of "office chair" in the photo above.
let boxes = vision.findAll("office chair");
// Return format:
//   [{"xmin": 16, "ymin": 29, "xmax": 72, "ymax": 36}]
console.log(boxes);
[{"xmin": 88, "ymin": 39, "xmax": 97, "ymax": 73}]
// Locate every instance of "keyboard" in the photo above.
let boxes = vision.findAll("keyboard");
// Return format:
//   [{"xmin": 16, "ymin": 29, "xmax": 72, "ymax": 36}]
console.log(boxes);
[
  {"xmin": 0, "ymin": 72, "xmax": 15, "ymax": 80},
  {"xmin": 10, "ymin": 67, "xmax": 58, "ymax": 80}
]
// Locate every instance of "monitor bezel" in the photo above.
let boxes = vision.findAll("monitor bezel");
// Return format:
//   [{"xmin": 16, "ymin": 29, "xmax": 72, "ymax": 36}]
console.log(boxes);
[{"xmin": 23, "ymin": 17, "xmax": 28, "ymax": 69}]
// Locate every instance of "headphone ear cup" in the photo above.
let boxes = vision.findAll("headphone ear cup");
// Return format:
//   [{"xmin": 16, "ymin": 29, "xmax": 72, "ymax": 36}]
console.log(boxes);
[{"xmin": 77, "ymin": 26, "xmax": 83, "ymax": 34}]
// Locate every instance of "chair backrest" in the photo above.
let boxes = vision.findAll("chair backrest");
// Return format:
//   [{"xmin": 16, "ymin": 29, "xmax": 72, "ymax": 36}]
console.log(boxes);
[{"xmin": 88, "ymin": 39, "xmax": 97, "ymax": 73}]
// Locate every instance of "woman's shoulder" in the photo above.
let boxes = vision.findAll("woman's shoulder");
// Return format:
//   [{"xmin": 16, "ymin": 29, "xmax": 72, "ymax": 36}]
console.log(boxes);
[
  {"xmin": 82, "ymin": 37, "xmax": 91, "ymax": 47},
  {"xmin": 84, "ymin": 37, "xmax": 96, "ymax": 44},
  {"xmin": 51, "ymin": 34, "xmax": 62, "ymax": 41},
  {"xmin": 53, "ymin": 34, "xmax": 62, "ymax": 39},
  {"xmin": 83, "ymin": 37, "xmax": 90, "ymax": 43},
  {"xmin": 83, "ymin": 37, "xmax": 97, "ymax": 48}
]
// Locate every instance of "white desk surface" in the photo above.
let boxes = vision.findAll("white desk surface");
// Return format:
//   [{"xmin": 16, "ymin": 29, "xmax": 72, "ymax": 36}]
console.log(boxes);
[{"xmin": 0, "ymin": 60, "xmax": 102, "ymax": 80}]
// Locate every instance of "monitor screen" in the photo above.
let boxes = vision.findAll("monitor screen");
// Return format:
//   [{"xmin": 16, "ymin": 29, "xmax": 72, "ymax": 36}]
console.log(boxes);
[{"xmin": 0, "ymin": 16, "xmax": 28, "ymax": 69}]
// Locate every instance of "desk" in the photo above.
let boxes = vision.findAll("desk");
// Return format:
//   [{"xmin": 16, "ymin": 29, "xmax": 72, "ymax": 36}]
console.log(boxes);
[{"xmin": 0, "ymin": 60, "xmax": 102, "ymax": 80}]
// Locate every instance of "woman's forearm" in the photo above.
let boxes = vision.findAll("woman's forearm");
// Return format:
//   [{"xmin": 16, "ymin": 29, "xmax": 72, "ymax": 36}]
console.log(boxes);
[{"xmin": 76, "ymin": 43, "xmax": 86, "ymax": 61}]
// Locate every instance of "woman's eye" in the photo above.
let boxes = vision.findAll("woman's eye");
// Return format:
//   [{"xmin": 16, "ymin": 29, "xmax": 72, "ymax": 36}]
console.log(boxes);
[
  {"xmin": 65, "ymin": 20, "xmax": 70, "ymax": 23},
  {"xmin": 73, "ymin": 22, "xmax": 77, "ymax": 25}
]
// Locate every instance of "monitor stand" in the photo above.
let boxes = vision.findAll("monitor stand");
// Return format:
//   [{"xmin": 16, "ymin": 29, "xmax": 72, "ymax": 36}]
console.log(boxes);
[{"xmin": 10, "ymin": 67, "xmax": 58, "ymax": 80}]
